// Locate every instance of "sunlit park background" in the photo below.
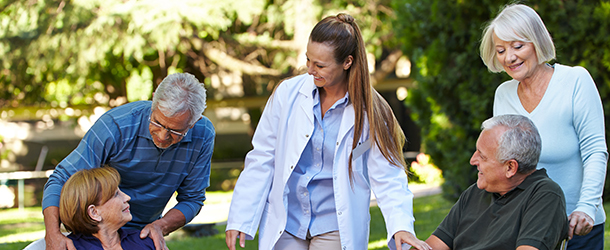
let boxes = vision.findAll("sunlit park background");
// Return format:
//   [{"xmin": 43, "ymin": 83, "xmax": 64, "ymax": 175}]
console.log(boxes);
[{"xmin": 1, "ymin": 0, "xmax": 610, "ymax": 249}]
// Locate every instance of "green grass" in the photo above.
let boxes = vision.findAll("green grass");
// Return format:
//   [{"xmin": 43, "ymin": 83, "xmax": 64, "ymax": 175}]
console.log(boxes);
[{"xmin": 2, "ymin": 194, "xmax": 610, "ymax": 249}]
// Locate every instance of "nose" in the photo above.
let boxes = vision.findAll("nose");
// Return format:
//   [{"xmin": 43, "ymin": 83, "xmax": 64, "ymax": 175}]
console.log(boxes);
[
  {"xmin": 306, "ymin": 61, "xmax": 315, "ymax": 75},
  {"xmin": 505, "ymin": 49, "xmax": 517, "ymax": 64},
  {"xmin": 469, "ymin": 151, "xmax": 478, "ymax": 166},
  {"xmin": 157, "ymin": 129, "xmax": 171, "ymax": 140},
  {"xmin": 121, "ymin": 190, "xmax": 131, "ymax": 202}
]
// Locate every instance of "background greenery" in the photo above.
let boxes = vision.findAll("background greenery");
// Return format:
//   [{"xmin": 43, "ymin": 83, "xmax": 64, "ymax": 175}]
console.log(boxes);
[
  {"xmin": 2, "ymin": 0, "xmax": 610, "ymax": 242},
  {"xmin": 392, "ymin": 0, "xmax": 610, "ymax": 201},
  {"xmin": 0, "ymin": 194, "xmax": 453, "ymax": 250},
  {"xmin": 3, "ymin": 195, "xmax": 610, "ymax": 249}
]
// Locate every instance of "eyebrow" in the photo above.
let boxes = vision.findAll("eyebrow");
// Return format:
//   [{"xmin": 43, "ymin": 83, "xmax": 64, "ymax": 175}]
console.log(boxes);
[{"xmin": 152, "ymin": 117, "xmax": 188, "ymax": 131}]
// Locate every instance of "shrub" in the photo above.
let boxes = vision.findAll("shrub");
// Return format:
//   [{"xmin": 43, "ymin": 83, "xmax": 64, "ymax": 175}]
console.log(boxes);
[{"xmin": 392, "ymin": 0, "xmax": 610, "ymax": 201}]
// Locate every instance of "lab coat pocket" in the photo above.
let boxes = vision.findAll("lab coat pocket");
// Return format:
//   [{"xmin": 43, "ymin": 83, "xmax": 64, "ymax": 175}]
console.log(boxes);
[{"xmin": 350, "ymin": 138, "xmax": 371, "ymax": 173}]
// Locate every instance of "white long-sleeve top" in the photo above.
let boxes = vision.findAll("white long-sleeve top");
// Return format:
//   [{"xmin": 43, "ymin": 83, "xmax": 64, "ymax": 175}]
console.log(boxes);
[{"xmin": 494, "ymin": 63, "xmax": 608, "ymax": 225}]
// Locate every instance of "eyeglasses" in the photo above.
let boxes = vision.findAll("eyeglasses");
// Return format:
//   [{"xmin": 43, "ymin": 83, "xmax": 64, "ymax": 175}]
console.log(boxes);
[{"xmin": 149, "ymin": 117, "xmax": 188, "ymax": 138}]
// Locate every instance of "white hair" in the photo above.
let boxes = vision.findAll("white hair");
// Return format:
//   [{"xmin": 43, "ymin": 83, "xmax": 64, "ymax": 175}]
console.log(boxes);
[
  {"xmin": 482, "ymin": 114, "xmax": 541, "ymax": 173},
  {"xmin": 480, "ymin": 4, "xmax": 555, "ymax": 73},
  {"xmin": 152, "ymin": 73, "xmax": 207, "ymax": 125}
]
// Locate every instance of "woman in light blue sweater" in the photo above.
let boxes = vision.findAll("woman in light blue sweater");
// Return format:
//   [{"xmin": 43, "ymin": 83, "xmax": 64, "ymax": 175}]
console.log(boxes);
[{"xmin": 480, "ymin": 4, "xmax": 608, "ymax": 250}]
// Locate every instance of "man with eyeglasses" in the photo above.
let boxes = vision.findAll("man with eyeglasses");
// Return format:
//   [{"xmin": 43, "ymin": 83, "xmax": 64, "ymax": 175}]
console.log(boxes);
[{"xmin": 42, "ymin": 73, "xmax": 215, "ymax": 250}]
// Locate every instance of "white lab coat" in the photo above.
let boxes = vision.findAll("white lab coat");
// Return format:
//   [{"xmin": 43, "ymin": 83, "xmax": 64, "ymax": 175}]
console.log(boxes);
[{"xmin": 226, "ymin": 74, "xmax": 416, "ymax": 250}]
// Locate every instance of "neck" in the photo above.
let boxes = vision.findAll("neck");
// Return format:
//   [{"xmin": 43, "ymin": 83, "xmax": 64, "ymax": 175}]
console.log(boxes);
[
  {"xmin": 320, "ymin": 83, "xmax": 348, "ymax": 101},
  {"xmin": 93, "ymin": 226, "xmax": 122, "ymax": 250},
  {"xmin": 519, "ymin": 63, "xmax": 553, "ymax": 89},
  {"xmin": 497, "ymin": 172, "xmax": 530, "ymax": 196}
]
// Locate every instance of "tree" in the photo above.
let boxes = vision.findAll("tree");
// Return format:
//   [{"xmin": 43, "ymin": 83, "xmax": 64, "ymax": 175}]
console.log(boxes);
[
  {"xmin": 1, "ymin": 0, "xmax": 403, "ymax": 113},
  {"xmin": 392, "ymin": 0, "xmax": 610, "ymax": 200}
]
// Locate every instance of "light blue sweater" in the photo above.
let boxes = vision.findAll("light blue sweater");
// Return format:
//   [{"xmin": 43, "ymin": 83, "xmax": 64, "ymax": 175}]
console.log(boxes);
[{"xmin": 494, "ymin": 63, "xmax": 608, "ymax": 225}]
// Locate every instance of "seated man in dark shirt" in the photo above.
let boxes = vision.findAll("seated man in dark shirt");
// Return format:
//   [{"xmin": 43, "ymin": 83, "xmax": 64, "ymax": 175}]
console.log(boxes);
[{"xmin": 426, "ymin": 114, "xmax": 568, "ymax": 250}]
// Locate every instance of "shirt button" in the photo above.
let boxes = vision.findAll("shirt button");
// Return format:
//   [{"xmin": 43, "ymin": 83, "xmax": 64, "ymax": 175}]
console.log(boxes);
[
  {"xmin": 303, "ymin": 192, "xmax": 308, "ymax": 196},
  {"xmin": 336, "ymin": 142, "xmax": 339, "ymax": 145},
  {"xmin": 305, "ymin": 134, "xmax": 309, "ymax": 138},
  {"xmin": 338, "ymin": 211, "xmax": 342, "ymax": 215},
  {"xmin": 290, "ymin": 165, "xmax": 294, "ymax": 169},
  {"xmin": 279, "ymin": 230, "xmax": 283, "ymax": 235}
]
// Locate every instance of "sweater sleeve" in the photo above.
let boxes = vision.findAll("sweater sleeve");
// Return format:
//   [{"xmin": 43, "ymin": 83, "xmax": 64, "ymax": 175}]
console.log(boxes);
[
  {"xmin": 571, "ymin": 66, "xmax": 608, "ymax": 220},
  {"xmin": 42, "ymin": 113, "xmax": 119, "ymax": 210},
  {"xmin": 173, "ymin": 120, "xmax": 215, "ymax": 223}
]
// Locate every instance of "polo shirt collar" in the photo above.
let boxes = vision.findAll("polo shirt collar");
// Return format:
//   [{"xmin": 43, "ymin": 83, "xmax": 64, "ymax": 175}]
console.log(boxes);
[{"xmin": 493, "ymin": 168, "xmax": 547, "ymax": 203}]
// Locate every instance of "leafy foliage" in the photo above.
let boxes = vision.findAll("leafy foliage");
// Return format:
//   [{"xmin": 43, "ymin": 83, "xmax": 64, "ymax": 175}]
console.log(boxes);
[
  {"xmin": 393, "ymin": 0, "xmax": 610, "ymax": 201},
  {"xmin": 0, "ymin": 0, "xmax": 402, "ymax": 111}
]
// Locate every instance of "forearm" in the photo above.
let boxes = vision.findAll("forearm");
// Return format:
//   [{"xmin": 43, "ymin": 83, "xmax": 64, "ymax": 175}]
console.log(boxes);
[
  {"xmin": 425, "ymin": 235, "xmax": 450, "ymax": 250},
  {"xmin": 155, "ymin": 208, "xmax": 186, "ymax": 235},
  {"xmin": 43, "ymin": 206, "xmax": 62, "ymax": 234}
]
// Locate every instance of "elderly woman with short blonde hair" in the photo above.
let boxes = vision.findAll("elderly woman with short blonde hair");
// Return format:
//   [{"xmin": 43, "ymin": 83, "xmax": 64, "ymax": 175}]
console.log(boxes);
[
  {"xmin": 60, "ymin": 166, "xmax": 154, "ymax": 250},
  {"xmin": 481, "ymin": 4, "xmax": 608, "ymax": 249}
]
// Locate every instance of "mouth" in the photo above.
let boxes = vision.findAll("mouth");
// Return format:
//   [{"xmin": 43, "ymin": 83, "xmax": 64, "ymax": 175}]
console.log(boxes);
[
  {"xmin": 123, "ymin": 206, "xmax": 130, "ymax": 213},
  {"xmin": 313, "ymin": 76, "xmax": 323, "ymax": 81},
  {"xmin": 508, "ymin": 61, "xmax": 524, "ymax": 70}
]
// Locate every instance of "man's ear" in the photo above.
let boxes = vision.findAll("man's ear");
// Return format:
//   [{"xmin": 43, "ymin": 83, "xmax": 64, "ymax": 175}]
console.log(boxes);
[
  {"xmin": 505, "ymin": 159, "xmax": 519, "ymax": 178},
  {"xmin": 87, "ymin": 204, "xmax": 102, "ymax": 222}
]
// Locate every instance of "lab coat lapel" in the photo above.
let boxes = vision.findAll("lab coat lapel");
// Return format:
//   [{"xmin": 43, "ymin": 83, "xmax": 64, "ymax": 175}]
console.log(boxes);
[
  {"xmin": 298, "ymin": 78, "xmax": 316, "ymax": 125},
  {"xmin": 337, "ymin": 103, "xmax": 355, "ymax": 146}
]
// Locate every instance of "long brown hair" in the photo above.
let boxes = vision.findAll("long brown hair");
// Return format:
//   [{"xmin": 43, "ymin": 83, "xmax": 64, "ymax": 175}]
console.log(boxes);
[{"xmin": 309, "ymin": 13, "xmax": 407, "ymax": 180}]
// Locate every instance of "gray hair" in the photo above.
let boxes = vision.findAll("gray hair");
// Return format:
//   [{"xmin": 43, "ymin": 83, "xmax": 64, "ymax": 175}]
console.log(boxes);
[
  {"xmin": 480, "ymin": 4, "xmax": 555, "ymax": 73},
  {"xmin": 152, "ymin": 73, "xmax": 207, "ymax": 126},
  {"xmin": 481, "ymin": 114, "xmax": 541, "ymax": 173}
]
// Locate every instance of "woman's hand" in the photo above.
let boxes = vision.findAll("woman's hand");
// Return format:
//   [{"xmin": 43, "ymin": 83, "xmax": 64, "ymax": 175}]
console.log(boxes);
[
  {"xmin": 226, "ymin": 229, "xmax": 247, "ymax": 250},
  {"xmin": 393, "ymin": 231, "xmax": 431, "ymax": 250},
  {"xmin": 568, "ymin": 211, "xmax": 594, "ymax": 239}
]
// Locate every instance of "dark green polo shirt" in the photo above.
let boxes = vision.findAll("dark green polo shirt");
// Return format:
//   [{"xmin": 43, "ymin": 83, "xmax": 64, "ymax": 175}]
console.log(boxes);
[{"xmin": 433, "ymin": 169, "xmax": 568, "ymax": 250}]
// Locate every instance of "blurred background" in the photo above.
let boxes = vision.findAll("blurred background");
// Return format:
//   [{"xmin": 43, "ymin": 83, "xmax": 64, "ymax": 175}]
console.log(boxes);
[{"xmin": 0, "ymin": 0, "xmax": 609, "ymax": 215}]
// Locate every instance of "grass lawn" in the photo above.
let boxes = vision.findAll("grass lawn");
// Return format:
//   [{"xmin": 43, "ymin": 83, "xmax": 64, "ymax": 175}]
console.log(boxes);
[{"xmin": 1, "ymin": 193, "xmax": 609, "ymax": 249}]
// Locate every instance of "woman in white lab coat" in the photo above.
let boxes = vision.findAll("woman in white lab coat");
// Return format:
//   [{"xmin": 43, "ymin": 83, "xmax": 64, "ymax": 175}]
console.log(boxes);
[{"xmin": 225, "ymin": 13, "xmax": 430, "ymax": 250}]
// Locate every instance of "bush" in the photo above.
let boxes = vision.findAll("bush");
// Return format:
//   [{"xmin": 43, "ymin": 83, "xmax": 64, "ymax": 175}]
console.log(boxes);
[{"xmin": 392, "ymin": 0, "xmax": 610, "ymax": 201}]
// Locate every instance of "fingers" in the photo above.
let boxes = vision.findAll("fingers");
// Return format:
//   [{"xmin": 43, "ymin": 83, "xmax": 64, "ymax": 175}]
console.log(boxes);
[
  {"xmin": 140, "ymin": 227, "xmax": 150, "ymax": 239},
  {"xmin": 66, "ymin": 239, "xmax": 76, "ymax": 250},
  {"xmin": 568, "ymin": 211, "xmax": 594, "ymax": 239},
  {"xmin": 45, "ymin": 231, "xmax": 72, "ymax": 250},
  {"xmin": 151, "ymin": 231, "xmax": 167, "ymax": 250},
  {"xmin": 395, "ymin": 236, "xmax": 402, "ymax": 250},
  {"xmin": 567, "ymin": 216, "xmax": 576, "ymax": 239},
  {"xmin": 225, "ymin": 230, "xmax": 236, "ymax": 250},
  {"xmin": 240, "ymin": 232, "xmax": 246, "ymax": 248},
  {"xmin": 393, "ymin": 231, "xmax": 431, "ymax": 250}
]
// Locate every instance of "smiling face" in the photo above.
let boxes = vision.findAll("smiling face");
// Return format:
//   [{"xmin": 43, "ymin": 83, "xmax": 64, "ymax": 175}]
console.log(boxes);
[
  {"xmin": 149, "ymin": 108, "xmax": 192, "ymax": 149},
  {"xmin": 470, "ymin": 126, "xmax": 509, "ymax": 194},
  {"xmin": 306, "ymin": 41, "xmax": 352, "ymax": 91},
  {"xmin": 95, "ymin": 188, "xmax": 132, "ymax": 229},
  {"xmin": 492, "ymin": 33, "xmax": 543, "ymax": 83}
]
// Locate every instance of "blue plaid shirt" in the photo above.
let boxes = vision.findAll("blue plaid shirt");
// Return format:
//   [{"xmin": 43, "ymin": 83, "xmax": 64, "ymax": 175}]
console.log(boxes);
[{"xmin": 43, "ymin": 101, "xmax": 215, "ymax": 228}]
